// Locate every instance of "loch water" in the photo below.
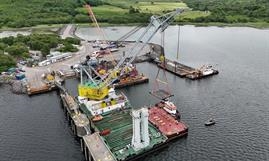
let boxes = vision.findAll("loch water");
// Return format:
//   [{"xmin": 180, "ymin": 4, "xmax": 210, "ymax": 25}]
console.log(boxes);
[{"xmin": 0, "ymin": 26, "xmax": 269, "ymax": 161}]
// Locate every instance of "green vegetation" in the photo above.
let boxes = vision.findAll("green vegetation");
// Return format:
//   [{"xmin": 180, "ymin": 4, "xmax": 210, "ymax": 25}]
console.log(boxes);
[
  {"xmin": 0, "ymin": 34, "xmax": 80, "ymax": 72},
  {"xmin": 176, "ymin": 11, "xmax": 210, "ymax": 22},
  {"xmin": 0, "ymin": 34, "xmax": 80, "ymax": 57},
  {"xmin": 0, "ymin": 53, "xmax": 16, "ymax": 72},
  {"xmin": 64, "ymin": 37, "xmax": 81, "ymax": 45},
  {"xmin": 0, "ymin": 0, "xmax": 80, "ymax": 28},
  {"xmin": 5, "ymin": 43, "xmax": 29, "ymax": 58},
  {"xmin": 182, "ymin": 0, "xmax": 269, "ymax": 24},
  {"xmin": 78, "ymin": 0, "xmax": 269, "ymax": 27},
  {"xmin": 0, "ymin": 0, "xmax": 268, "ymax": 28},
  {"xmin": 57, "ymin": 43, "xmax": 79, "ymax": 53},
  {"xmin": 134, "ymin": 2, "xmax": 187, "ymax": 13},
  {"xmin": 76, "ymin": 5, "xmax": 151, "ymax": 24}
]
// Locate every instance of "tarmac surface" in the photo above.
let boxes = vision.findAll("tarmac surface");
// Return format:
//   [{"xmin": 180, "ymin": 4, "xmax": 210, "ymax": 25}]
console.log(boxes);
[{"xmin": 24, "ymin": 25, "xmax": 152, "ymax": 89}]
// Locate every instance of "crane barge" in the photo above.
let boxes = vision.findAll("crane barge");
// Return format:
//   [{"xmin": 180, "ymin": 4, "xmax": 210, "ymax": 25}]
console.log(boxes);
[{"xmin": 72, "ymin": 8, "xmax": 188, "ymax": 161}]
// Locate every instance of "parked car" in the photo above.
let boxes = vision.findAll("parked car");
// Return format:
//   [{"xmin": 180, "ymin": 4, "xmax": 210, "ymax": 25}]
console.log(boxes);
[{"xmin": 19, "ymin": 60, "xmax": 27, "ymax": 65}]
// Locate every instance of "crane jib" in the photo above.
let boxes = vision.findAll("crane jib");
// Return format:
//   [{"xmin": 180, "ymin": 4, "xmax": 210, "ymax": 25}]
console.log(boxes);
[{"xmin": 79, "ymin": 8, "xmax": 184, "ymax": 100}]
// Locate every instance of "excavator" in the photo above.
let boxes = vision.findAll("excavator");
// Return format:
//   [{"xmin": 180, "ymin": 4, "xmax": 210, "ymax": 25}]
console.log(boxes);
[{"xmin": 78, "ymin": 8, "xmax": 184, "ymax": 101}]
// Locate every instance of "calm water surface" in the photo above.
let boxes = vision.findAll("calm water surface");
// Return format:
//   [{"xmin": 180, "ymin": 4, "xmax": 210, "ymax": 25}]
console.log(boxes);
[{"xmin": 0, "ymin": 26, "xmax": 269, "ymax": 161}]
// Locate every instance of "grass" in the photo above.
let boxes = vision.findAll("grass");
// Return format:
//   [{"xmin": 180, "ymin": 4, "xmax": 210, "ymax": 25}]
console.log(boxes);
[
  {"xmin": 92, "ymin": 5, "xmax": 128, "ymax": 16},
  {"xmin": 176, "ymin": 10, "xmax": 211, "ymax": 21},
  {"xmin": 104, "ymin": 0, "xmax": 132, "ymax": 9},
  {"xmin": 76, "ymin": 5, "xmax": 128, "ymax": 18},
  {"xmin": 0, "ymin": 0, "xmax": 268, "ymax": 30},
  {"xmin": 135, "ymin": 2, "xmax": 187, "ymax": 13},
  {"xmin": 76, "ymin": 4, "xmax": 151, "ymax": 24}
]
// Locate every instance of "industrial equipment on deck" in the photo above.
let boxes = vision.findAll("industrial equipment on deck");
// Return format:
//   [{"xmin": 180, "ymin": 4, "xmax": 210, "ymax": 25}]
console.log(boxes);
[{"xmin": 78, "ymin": 9, "xmax": 185, "ymax": 100}]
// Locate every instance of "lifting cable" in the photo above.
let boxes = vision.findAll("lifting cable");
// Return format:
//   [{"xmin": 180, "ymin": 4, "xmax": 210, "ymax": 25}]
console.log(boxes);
[
  {"xmin": 150, "ymin": 31, "xmax": 173, "ymax": 100},
  {"xmin": 176, "ymin": 25, "xmax": 180, "ymax": 60},
  {"xmin": 117, "ymin": 25, "xmax": 144, "ymax": 42}
]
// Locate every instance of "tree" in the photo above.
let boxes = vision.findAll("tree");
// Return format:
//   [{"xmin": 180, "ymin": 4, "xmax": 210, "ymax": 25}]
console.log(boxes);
[
  {"xmin": 88, "ymin": 0, "xmax": 103, "ymax": 6},
  {"xmin": 129, "ymin": 6, "xmax": 139, "ymax": 14},
  {"xmin": 2, "ymin": 36, "xmax": 14, "ymax": 46},
  {"xmin": 15, "ymin": 34, "xmax": 30, "ymax": 44},
  {"xmin": 41, "ymin": 45, "xmax": 50, "ymax": 56},
  {"xmin": 58, "ymin": 43, "xmax": 78, "ymax": 52},
  {"xmin": 5, "ymin": 43, "xmax": 29, "ymax": 57},
  {"xmin": 0, "ymin": 54, "xmax": 16, "ymax": 72},
  {"xmin": 64, "ymin": 37, "xmax": 81, "ymax": 45},
  {"xmin": 0, "ymin": 43, "xmax": 7, "ymax": 50},
  {"xmin": 28, "ymin": 40, "xmax": 43, "ymax": 50},
  {"xmin": 74, "ymin": 14, "xmax": 89, "ymax": 23}
]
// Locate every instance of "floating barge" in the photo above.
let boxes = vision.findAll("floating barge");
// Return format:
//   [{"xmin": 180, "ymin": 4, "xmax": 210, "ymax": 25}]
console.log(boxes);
[
  {"xmin": 27, "ymin": 84, "xmax": 56, "ymax": 95},
  {"xmin": 114, "ymin": 75, "xmax": 149, "ymax": 89},
  {"xmin": 149, "ymin": 106, "xmax": 188, "ymax": 141},
  {"xmin": 26, "ymin": 72, "xmax": 65, "ymax": 96},
  {"xmin": 82, "ymin": 58, "xmax": 150, "ymax": 89},
  {"xmin": 157, "ymin": 58, "xmax": 218, "ymax": 80}
]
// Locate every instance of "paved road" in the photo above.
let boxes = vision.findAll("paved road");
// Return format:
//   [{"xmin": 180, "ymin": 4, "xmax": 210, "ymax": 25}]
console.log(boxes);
[
  {"xmin": 25, "ymin": 41, "xmax": 90, "ymax": 88},
  {"xmin": 25, "ymin": 41, "xmax": 151, "ymax": 89},
  {"xmin": 61, "ymin": 24, "xmax": 74, "ymax": 39}
]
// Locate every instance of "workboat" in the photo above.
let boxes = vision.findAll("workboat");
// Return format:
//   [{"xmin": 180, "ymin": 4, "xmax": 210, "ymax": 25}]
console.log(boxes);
[
  {"xmin": 200, "ymin": 65, "xmax": 215, "ymax": 76},
  {"xmin": 162, "ymin": 100, "xmax": 177, "ymax": 115},
  {"xmin": 205, "ymin": 118, "xmax": 216, "ymax": 126},
  {"xmin": 156, "ymin": 100, "xmax": 180, "ymax": 120}
]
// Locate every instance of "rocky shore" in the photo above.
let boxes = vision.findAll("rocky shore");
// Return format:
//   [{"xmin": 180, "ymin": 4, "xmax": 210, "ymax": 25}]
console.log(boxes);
[{"xmin": 0, "ymin": 75, "xmax": 27, "ymax": 94}]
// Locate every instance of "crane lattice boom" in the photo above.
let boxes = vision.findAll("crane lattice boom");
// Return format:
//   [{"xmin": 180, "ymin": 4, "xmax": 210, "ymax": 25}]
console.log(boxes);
[{"xmin": 79, "ymin": 9, "xmax": 184, "ymax": 100}]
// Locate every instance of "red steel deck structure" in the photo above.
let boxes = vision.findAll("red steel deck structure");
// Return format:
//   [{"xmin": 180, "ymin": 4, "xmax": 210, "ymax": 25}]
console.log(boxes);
[{"xmin": 149, "ymin": 106, "xmax": 188, "ymax": 138}]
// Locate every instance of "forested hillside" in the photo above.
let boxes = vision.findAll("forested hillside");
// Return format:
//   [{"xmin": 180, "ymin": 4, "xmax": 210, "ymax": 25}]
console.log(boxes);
[
  {"xmin": 183, "ymin": 0, "xmax": 269, "ymax": 23},
  {"xmin": 0, "ymin": 0, "xmax": 84, "ymax": 28},
  {"xmin": 0, "ymin": 0, "xmax": 268, "ymax": 28},
  {"xmin": 0, "ymin": 0, "xmax": 151, "ymax": 28}
]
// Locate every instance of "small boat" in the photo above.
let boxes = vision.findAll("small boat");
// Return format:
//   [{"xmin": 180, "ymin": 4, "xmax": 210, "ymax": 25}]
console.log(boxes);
[
  {"xmin": 162, "ymin": 100, "xmax": 177, "ymax": 115},
  {"xmin": 205, "ymin": 118, "xmax": 215, "ymax": 126},
  {"xmin": 200, "ymin": 65, "xmax": 215, "ymax": 76}
]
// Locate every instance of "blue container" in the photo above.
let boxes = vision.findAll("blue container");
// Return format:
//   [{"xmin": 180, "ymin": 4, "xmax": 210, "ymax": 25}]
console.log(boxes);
[
  {"xmin": 15, "ymin": 73, "xmax": 25, "ymax": 80},
  {"xmin": 8, "ymin": 68, "xmax": 16, "ymax": 73}
]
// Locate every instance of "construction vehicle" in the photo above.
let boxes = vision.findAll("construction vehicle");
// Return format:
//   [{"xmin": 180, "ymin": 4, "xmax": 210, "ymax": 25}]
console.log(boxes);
[{"xmin": 78, "ymin": 9, "xmax": 184, "ymax": 100}]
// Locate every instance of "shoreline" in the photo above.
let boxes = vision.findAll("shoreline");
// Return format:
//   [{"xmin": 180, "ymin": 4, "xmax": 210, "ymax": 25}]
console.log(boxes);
[
  {"xmin": 0, "ymin": 22, "xmax": 269, "ymax": 32},
  {"xmin": 77, "ymin": 22, "xmax": 269, "ymax": 29}
]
